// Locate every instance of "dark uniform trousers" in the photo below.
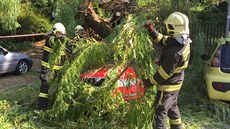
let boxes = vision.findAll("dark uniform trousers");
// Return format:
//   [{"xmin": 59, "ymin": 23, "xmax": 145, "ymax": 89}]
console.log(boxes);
[
  {"xmin": 38, "ymin": 71, "xmax": 59, "ymax": 110},
  {"xmin": 38, "ymin": 79, "xmax": 49, "ymax": 110},
  {"xmin": 153, "ymin": 90, "xmax": 182, "ymax": 129}
]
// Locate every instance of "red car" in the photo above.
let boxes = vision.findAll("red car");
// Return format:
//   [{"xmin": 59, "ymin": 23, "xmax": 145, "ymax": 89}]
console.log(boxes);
[{"xmin": 80, "ymin": 66, "xmax": 145, "ymax": 101}]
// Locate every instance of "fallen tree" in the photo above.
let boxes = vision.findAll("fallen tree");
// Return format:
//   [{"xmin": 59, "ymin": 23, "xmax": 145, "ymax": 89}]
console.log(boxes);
[
  {"xmin": 41, "ymin": 0, "xmax": 161, "ymax": 128},
  {"xmin": 75, "ymin": 0, "xmax": 139, "ymax": 39}
]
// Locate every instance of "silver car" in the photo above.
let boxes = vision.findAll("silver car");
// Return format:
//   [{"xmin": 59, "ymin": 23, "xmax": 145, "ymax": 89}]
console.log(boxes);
[{"xmin": 0, "ymin": 46, "xmax": 33, "ymax": 74}]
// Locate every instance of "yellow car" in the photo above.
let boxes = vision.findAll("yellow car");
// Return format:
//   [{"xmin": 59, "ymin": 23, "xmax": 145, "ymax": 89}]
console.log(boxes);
[{"xmin": 202, "ymin": 38, "xmax": 230, "ymax": 101}]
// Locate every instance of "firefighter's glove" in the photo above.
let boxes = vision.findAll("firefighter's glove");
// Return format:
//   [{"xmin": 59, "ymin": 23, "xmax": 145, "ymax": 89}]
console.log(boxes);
[
  {"xmin": 57, "ymin": 35, "xmax": 66, "ymax": 42},
  {"xmin": 144, "ymin": 21, "xmax": 154, "ymax": 32},
  {"xmin": 40, "ymin": 73, "xmax": 48, "ymax": 81},
  {"xmin": 142, "ymin": 78, "xmax": 152, "ymax": 88}
]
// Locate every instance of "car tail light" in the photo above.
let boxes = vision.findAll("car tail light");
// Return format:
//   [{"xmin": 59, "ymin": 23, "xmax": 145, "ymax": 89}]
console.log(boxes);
[
  {"xmin": 215, "ymin": 84, "xmax": 224, "ymax": 88},
  {"xmin": 211, "ymin": 49, "xmax": 221, "ymax": 67},
  {"xmin": 212, "ymin": 82, "xmax": 230, "ymax": 92}
]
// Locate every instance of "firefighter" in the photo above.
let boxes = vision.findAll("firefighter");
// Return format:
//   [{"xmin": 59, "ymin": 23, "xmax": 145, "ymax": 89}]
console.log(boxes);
[
  {"xmin": 74, "ymin": 25, "xmax": 87, "ymax": 40},
  {"xmin": 62, "ymin": 25, "xmax": 87, "ymax": 62},
  {"xmin": 144, "ymin": 12, "xmax": 192, "ymax": 129},
  {"xmin": 38, "ymin": 22, "xmax": 67, "ymax": 110}
]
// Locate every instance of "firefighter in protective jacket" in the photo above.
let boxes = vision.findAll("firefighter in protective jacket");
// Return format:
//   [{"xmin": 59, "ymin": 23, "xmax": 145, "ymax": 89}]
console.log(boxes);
[
  {"xmin": 74, "ymin": 25, "xmax": 87, "ymax": 40},
  {"xmin": 144, "ymin": 12, "xmax": 192, "ymax": 129},
  {"xmin": 38, "ymin": 22, "xmax": 67, "ymax": 110}
]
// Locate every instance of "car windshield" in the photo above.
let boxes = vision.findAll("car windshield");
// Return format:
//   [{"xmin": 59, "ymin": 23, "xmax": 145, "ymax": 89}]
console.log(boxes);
[{"xmin": 220, "ymin": 44, "xmax": 230, "ymax": 72}]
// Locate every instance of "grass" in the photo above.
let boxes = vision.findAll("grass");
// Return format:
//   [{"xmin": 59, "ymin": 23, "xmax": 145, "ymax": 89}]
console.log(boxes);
[
  {"xmin": 179, "ymin": 66, "xmax": 230, "ymax": 129},
  {"xmin": 0, "ymin": 80, "xmax": 39, "ymax": 129},
  {"xmin": 0, "ymin": 69, "xmax": 229, "ymax": 129},
  {"xmin": 0, "ymin": 81, "xmax": 39, "ymax": 107},
  {"xmin": 22, "ymin": 71, "xmax": 40, "ymax": 77}
]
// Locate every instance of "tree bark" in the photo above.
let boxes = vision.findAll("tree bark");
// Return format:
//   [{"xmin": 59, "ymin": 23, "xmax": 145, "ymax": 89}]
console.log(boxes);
[
  {"xmin": 75, "ymin": 1, "xmax": 112, "ymax": 39},
  {"xmin": 75, "ymin": 0, "xmax": 138, "ymax": 39}
]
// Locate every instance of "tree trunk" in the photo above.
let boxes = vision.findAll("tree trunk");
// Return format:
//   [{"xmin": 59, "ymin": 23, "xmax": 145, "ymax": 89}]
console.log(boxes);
[
  {"xmin": 75, "ymin": 1, "xmax": 112, "ymax": 39},
  {"xmin": 75, "ymin": 0, "xmax": 138, "ymax": 39}
]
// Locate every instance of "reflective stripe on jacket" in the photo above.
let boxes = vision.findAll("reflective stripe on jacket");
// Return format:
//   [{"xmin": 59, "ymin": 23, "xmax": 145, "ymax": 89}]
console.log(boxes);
[
  {"xmin": 149, "ymin": 30, "xmax": 191, "ymax": 91},
  {"xmin": 41, "ymin": 35, "xmax": 66, "ymax": 72}
]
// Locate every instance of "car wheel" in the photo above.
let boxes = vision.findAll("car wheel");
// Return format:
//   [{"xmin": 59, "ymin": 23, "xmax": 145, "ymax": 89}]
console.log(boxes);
[{"xmin": 16, "ymin": 60, "xmax": 29, "ymax": 74}]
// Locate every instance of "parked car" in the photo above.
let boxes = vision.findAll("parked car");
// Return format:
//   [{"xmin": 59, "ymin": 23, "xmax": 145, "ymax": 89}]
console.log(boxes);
[
  {"xmin": 80, "ymin": 66, "xmax": 145, "ymax": 101},
  {"xmin": 0, "ymin": 46, "xmax": 33, "ymax": 75},
  {"xmin": 201, "ymin": 38, "xmax": 230, "ymax": 101}
]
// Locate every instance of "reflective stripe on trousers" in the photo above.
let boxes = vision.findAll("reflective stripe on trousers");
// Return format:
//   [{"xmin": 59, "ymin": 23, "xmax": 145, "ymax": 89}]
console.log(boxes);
[
  {"xmin": 157, "ymin": 83, "xmax": 182, "ymax": 92},
  {"xmin": 39, "ymin": 92, "xmax": 48, "ymax": 98},
  {"xmin": 169, "ymin": 118, "xmax": 182, "ymax": 125}
]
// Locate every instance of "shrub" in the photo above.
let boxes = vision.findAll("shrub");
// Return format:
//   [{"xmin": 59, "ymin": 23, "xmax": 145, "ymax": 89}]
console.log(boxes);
[
  {"xmin": 0, "ymin": 39, "xmax": 34, "ymax": 52},
  {"xmin": 191, "ymin": 33, "xmax": 206, "ymax": 73},
  {"xmin": 0, "ymin": 0, "xmax": 20, "ymax": 31},
  {"xmin": 31, "ymin": 0, "xmax": 54, "ymax": 20},
  {"xmin": 17, "ymin": 3, "xmax": 52, "ymax": 34}
]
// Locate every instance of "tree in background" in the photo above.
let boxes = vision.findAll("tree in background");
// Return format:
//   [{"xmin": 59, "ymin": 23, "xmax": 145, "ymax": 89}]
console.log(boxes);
[
  {"xmin": 0, "ymin": 0, "xmax": 53, "ymax": 35},
  {"xmin": 0, "ymin": 0, "xmax": 20, "ymax": 32}
]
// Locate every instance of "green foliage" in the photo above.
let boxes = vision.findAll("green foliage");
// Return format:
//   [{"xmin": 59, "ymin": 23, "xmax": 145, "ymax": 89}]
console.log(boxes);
[
  {"xmin": 31, "ymin": 0, "xmax": 55, "ymax": 20},
  {"xmin": 36, "ymin": 1, "xmax": 229, "ymax": 128},
  {"xmin": 0, "ymin": 0, "xmax": 20, "ymax": 31},
  {"xmin": 0, "ymin": 0, "xmax": 229, "ymax": 128},
  {"xmin": 17, "ymin": 3, "xmax": 52, "ymax": 34},
  {"xmin": 136, "ymin": 0, "xmax": 191, "ymax": 23},
  {"xmin": 135, "ymin": 0, "xmax": 156, "ymax": 7},
  {"xmin": 0, "ymin": 0, "xmax": 52, "ymax": 34},
  {"xmin": 0, "ymin": 39, "xmax": 34, "ymax": 52},
  {"xmin": 0, "ymin": 81, "xmax": 39, "ymax": 107},
  {"xmin": 55, "ymin": 0, "xmax": 84, "ymax": 36},
  {"xmin": 171, "ymin": 0, "xmax": 192, "ymax": 15},
  {"xmin": 0, "ymin": 100, "xmax": 15, "ymax": 128},
  {"xmin": 191, "ymin": 33, "xmax": 206, "ymax": 73},
  {"xmin": 135, "ymin": 0, "xmax": 171, "ymax": 20},
  {"xmin": 191, "ymin": 0, "xmax": 227, "ymax": 5},
  {"xmin": 191, "ymin": 1, "xmax": 227, "ymax": 23},
  {"xmin": 39, "ymin": 13, "xmax": 159, "ymax": 128},
  {"xmin": 208, "ymin": 100, "xmax": 230, "ymax": 123},
  {"xmin": 195, "ymin": 6, "xmax": 226, "ymax": 22},
  {"xmin": 0, "ymin": 81, "xmax": 40, "ymax": 129},
  {"xmin": 31, "ymin": 0, "xmax": 50, "ymax": 7},
  {"xmin": 105, "ymin": 15, "xmax": 158, "ymax": 77}
]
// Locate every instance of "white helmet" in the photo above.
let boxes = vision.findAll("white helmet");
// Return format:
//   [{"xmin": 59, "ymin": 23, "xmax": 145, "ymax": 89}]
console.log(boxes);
[
  {"xmin": 52, "ymin": 22, "xmax": 66, "ymax": 35},
  {"xmin": 75, "ymin": 25, "xmax": 84, "ymax": 33},
  {"xmin": 164, "ymin": 12, "xmax": 189, "ymax": 36}
]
